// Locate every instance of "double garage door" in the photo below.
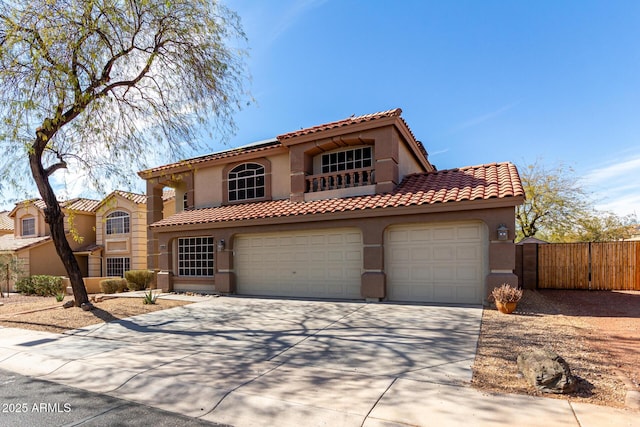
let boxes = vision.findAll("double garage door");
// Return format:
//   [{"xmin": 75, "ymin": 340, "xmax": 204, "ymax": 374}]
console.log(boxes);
[
  {"xmin": 235, "ymin": 228, "xmax": 363, "ymax": 299},
  {"xmin": 234, "ymin": 222, "xmax": 486, "ymax": 304}
]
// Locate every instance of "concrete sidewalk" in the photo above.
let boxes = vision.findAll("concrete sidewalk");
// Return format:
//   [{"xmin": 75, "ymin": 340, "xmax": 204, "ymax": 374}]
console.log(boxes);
[{"xmin": 0, "ymin": 296, "xmax": 636, "ymax": 426}]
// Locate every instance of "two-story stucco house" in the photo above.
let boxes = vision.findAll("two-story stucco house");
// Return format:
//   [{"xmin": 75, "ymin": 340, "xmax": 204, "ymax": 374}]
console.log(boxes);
[
  {"xmin": 0, "ymin": 190, "xmax": 175, "ymax": 290},
  {"xmin": 2, "ymin": 198, "xmax": 100, "ymax": 278},
  {"xmin": 139, "ymin": 109, "xmax": 524, "ymax": 304}
]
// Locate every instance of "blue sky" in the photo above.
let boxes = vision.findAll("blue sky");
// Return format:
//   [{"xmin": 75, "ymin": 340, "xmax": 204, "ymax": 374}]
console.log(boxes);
[
  {"xmin": 216, "ymin": 0, "xmax": 640, "ymax": 217},
  {"xmin": 6, "ymin": 1, "xmax": 638, "ymax": 218}
]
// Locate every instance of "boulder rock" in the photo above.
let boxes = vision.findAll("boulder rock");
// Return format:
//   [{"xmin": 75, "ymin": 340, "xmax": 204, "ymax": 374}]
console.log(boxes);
[
  {"xmin": 62, "ymin": 300, "xmax": 75, "ymax": 309},
  {"xmin": 517, "ymin": 348, "xmax": 576, "ymax": 394}
]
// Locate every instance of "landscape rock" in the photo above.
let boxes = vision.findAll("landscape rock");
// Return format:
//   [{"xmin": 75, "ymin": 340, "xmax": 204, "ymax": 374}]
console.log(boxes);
[
  {"xmin": 62, "ymin": 300, "xmax": 74, "ymax": 309},
  {"xmin": 81, "ymin": 302, "xmax": 94, "ymax": 311},
  {"xmin": 517, "ymin": 348, "xmax": 577, "ymax": 394}
]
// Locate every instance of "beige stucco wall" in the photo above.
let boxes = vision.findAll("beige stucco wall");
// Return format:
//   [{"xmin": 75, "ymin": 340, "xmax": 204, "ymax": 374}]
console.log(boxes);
[
  {"xmin": 268, "ymin": 153, "xmax": 291, "ymax": 200},
  {"xmin": 20, "ymin": 241, "xmax": 88, "ymax": 278},
  {"xmin": 398, "ymin": 135, "xmax": 424, "ymax": 181},
  {"xmin": 192, "ymin": 152, "xmax": 290, "ymax": 207},
  {"xmin": 194, "ymin": 164, "xmax": 225, "ymax": 208},
  {"xmin": 64, "ymin": 212, "xmax": 96, "ymax": 248}
]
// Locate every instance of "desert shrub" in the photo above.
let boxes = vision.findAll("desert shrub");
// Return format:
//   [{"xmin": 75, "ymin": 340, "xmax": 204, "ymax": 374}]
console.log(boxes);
[
  {"xmin": 143, "ymin": 289, "xmax": 158, "ymax": 305},
  {"xmin": 15, "ymin": 275, "xmax": 65, "ymax": 296},
  {"xmin": 100, "ymin": 278, "xmax": 128, "ymax": 294},
  {"xmin": 125, "ymin": 270, "xmax": 154, "ymax": 291}
]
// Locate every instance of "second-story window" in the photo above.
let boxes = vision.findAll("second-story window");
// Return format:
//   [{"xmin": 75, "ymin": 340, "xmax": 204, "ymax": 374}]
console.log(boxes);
[
  {"xmin": 321, "ymin": 146, "xmax": 372, "ymax": 173},
  {"xmin": 106, "ymin": 211, "xmax": 130, "ymax": 235},
  {"xmin": 228, "ymin": 163, "xmax": 265, "ymax": 202},
  {"xmin": 22, "ymin": 217, "xmax": 35, "ymax": 236}
]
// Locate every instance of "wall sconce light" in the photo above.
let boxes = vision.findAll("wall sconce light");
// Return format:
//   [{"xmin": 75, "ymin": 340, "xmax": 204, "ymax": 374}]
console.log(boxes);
[
  {"xmin": 217, "ymin": 239, "xmax": 225, "ymax": 252},
  {"xmin": 497, "ymin": 224, "xmax": 509, "ymax": 241}
]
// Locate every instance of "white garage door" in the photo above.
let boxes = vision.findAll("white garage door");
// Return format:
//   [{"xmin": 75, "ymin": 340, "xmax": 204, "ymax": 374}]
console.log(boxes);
[
  {"xmin": 385, "ymin": 222, "xmax": 487, "ymax": 304},
  {"xmin": 235, "ymin": 228, "xmax": 363, "ymax": 299}
]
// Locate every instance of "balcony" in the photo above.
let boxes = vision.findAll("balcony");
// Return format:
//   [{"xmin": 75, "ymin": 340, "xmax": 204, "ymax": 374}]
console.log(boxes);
[{"xmin": 306, "ymin": 167, "xmax": 375, "ymax": 193}]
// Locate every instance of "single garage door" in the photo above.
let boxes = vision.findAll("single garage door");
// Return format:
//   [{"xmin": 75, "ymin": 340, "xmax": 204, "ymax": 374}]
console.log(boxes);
[
  {"xmin": 385, "ymin": 222, "xmax": 487, "ymax": 304},
  {"xmin": 235, "ymin": 228, "xmax": 363, "ymax": 299}
]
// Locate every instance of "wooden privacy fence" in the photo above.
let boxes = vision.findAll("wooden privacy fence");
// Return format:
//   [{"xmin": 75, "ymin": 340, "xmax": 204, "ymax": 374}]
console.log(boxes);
[{"xmin": 518, "ymin": 241, "xmax": 640, "ymax": 290}]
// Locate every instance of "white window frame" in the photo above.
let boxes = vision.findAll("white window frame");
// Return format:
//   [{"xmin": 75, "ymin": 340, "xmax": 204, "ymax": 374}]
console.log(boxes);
[
  {"xmin": 177, "ymin": 237, "xmax": 215, "ymax": 277},
  {"xmin": 321, "ymin": 146, "xmax": 372, "ymax": 173},
  {"xmin": 106, "ymin": 257, "xmax": 130, "ymax": 277},
  {"xmin": 228, "ymin": 163, "xmax": 265, "ymax": 202},
  {"xmin": 22, "ymin": 217, "xmax": 36, "ymax": 236},
  {"xmin": 106, "ymin": 211, "xmax": 130, "ymax": 235}
]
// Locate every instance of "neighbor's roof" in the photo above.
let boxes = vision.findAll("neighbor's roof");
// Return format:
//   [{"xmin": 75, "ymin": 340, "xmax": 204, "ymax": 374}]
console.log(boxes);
[
  {"xmin": 0, "ymin": 234, "xmax": 51, "ymax": 252},
  {"xmin": 63, "ymin": 198, "xmax": 101, "ymax": 212},
  {"xmin": 0, "ymin": 211, "xmax": 13, "ymax": 231},
  {"xmin": 9, "ymin": 197, "xmax": 100, "ymax": 217},
  {"xmin": 97, "ymin": 190, "xmax": 148, "ymax": 209},
  {"xmin": 151, "ymin": 162, "xmax": 523, "ymax": 228}
]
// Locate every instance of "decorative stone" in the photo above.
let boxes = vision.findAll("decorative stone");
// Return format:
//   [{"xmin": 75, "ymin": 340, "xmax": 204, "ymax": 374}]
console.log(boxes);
[
  {"xmin": 63, "ymin": 300, "xmax": 74, "ymax": 309},
  {"xmin": 81, "ymin": 302, "xmax": 94, "ymax": 311},
  {"xmin": 517, "ymin": 348, "xmax": 576, "ymax": 394}
]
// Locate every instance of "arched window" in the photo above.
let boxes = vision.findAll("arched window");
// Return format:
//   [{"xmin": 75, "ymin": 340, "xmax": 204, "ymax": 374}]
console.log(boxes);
[
  {"xmin": 106, "ymin": 211, "xmax": 130, "ymax": 234},
  {"xmin": 228, "ymin": 163, "xmax": 265, "ymax": 202}
]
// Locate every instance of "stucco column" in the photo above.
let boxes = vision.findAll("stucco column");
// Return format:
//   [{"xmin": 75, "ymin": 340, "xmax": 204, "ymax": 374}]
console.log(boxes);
[
  {"xmin": 215, "ymin": 235, "xmax": 236, "ymax": 293},
  {"xmin": 360, "ymin": 222, "xmax": 386, "ymax": 300},
  {"xmin": 146, "ymin": 181, "xmax": 164, "ymax": 274},
  {"xmin": 485, "ymin": 214, "xmax": 518, "ymax": 304},
  {"xmin": 374, "ymin": 128, "xmax": 399, "ymax": 194}
]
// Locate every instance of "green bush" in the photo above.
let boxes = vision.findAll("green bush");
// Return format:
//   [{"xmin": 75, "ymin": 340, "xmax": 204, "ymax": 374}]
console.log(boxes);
[
  {"xmin": 125, "ymin": 270, "xmax": 154, "ymax": 291},
  {"xmin": 100, "ymin": 278, "xmax": 128, "ymax": 294},
  {"xmin": 15, "ymin": 275, "xmax": 65, "ymax": 296}
]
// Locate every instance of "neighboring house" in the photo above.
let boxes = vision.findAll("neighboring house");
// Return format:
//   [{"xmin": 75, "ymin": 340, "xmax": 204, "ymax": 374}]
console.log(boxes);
[
  {"xmin": 0, "ymin": 191, "xmax": 175, "ymax": 290},
  {"xmin": 0, "ymin": 211, "xmax": 13, "ymax": 236},
  {"xmin": 1, "ymin": 198, "xmax": 100, "ymax": 279},
  {"xmin": 139, "ymin": 108, "xmax": 525, "ymax": 304}
]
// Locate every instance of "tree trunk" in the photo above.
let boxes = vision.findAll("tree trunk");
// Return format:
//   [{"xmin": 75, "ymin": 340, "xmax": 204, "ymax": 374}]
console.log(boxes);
[{"xmin": 28, "ymin": 150, "xmax": 89, "ymax": 307}]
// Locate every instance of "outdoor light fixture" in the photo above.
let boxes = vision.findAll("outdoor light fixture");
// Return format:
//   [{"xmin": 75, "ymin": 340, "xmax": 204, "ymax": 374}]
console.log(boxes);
[
  {"xmin": 497, "ymin": 224, "xmax": 509, "ymax": 241},
  {"xmin": 217, "ymin": 239, "xmax": 225, "ymax": 252}
]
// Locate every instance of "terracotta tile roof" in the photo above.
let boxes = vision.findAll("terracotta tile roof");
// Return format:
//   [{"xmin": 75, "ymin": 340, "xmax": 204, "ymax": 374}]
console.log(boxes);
[
  {"xmin": 139, "ymin": 139, "xmax": 281, "ymax": 175},
  {"xmin": 0, "ymin": 211, "xmax": 13, "ymax": 231},
  {"xmin": 112, "ymin": 190, "xmax": 148, "ymax": 205},
  {"xmin": 277, "ymin": 108, "xmax": 405, "ymax": 141},
  {"xmin": 151, "ymin": 162, "xmax": 523, "ymax": 228},
  {"xmin": 139, "ymin": 109, "xmax": 422, "ymax": 178},
  {"xmin": 62, "ymin": 198, "xmax": 101, "ymax": 213},
  {"xmin": 10, "ymin": 198, "xmax": 100, "ymax": 216}
]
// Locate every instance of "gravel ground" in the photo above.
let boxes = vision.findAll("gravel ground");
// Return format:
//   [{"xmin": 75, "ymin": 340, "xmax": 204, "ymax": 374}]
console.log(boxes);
[
  {"xmin": 472, "ymin": 289, "xmax": 638, "ymax": 409},
  {"xmin": 0, "ymin": 294, "xmax": 191, "ymax": 333}
]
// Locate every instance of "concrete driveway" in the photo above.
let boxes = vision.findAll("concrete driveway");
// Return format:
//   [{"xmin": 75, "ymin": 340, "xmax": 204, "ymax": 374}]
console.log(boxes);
[{"xmin": 0, "ymin": 296, "xmax": 482, "ymax": 426}]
